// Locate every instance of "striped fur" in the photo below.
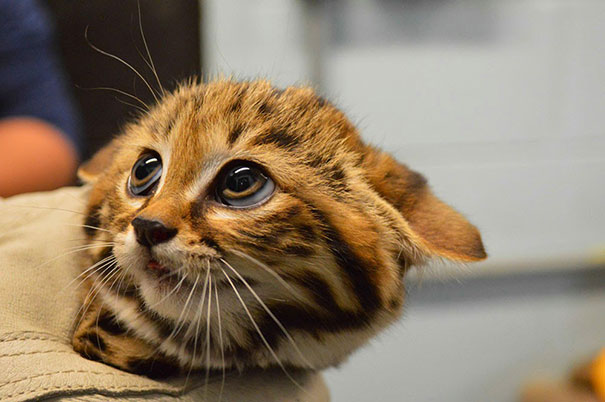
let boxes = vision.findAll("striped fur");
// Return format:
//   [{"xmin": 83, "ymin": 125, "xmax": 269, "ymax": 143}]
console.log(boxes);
[{"xmin": 72, "ymin": 79, "xmax": 486, "ymax": 377}]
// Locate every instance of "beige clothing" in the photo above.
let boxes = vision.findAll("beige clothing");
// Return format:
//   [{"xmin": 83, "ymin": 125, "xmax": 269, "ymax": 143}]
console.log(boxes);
[{"xmin": 0, "ymin": 186, "xmax": 329, "ymax": 402}]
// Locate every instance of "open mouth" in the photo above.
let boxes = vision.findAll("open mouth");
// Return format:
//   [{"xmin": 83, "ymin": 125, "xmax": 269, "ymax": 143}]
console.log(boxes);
[
  {"xmin": 143, "ymin": 256, "xmax": 225, "ymax": 295},
  {"xmin": 145, "ymin": 258, "xmax": 186, "ymax": 291},
  {"xmin": 147, "ymin": 259, "xmax": 170, "ymax": 276}
]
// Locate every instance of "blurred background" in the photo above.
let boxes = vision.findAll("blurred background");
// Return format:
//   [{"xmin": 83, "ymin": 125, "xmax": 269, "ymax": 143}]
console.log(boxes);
[{"xmin": 12, "ymin": 0, "xmax": 605, "ymax": 400}]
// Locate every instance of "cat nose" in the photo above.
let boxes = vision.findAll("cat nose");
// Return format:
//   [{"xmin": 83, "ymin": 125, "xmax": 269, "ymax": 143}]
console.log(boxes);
[{"xmin": 131, "ymin": 217, "xmax": 177, "ymax": 248}]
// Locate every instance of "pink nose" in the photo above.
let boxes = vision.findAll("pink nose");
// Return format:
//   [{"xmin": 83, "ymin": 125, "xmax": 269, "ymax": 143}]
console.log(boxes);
[{"xmin": 131, "ymin": 217, "xmax": 177, "ymax": 248}]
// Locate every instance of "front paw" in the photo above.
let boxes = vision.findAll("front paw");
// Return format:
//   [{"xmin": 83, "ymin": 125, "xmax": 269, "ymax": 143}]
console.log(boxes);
[{"xmin": 72, "ymin": 303, "xmax": 179, "ymax": 378}]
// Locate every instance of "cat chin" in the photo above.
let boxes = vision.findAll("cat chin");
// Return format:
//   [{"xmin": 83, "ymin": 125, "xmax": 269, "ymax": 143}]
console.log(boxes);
[
  {"xmin": 137, "ymin": 280, "xmax": 194, "ymax": 320},
  {"xmin": 120, "ymin": 259, "xmax": 211, "ymax": 322}
]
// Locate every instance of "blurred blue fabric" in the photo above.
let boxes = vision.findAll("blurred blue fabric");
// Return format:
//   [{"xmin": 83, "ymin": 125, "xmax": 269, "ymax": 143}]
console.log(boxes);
[{"xmin": 0, "ymin": 0, "xmax": 81, "ymax": 156}]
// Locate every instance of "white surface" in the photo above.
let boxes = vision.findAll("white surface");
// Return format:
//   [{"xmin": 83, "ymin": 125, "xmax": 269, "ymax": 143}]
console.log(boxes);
[
  {"xmin": 203, "ymin": 0, "xmax": 311, "ymax": 87},
  {"xmin": 324, "ymin": 280, "xmax": 605, "ymax": 402}
]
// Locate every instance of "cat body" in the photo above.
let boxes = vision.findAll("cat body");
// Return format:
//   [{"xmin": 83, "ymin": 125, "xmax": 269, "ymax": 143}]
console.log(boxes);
[{"xmin": 72, "ymin": 79, "xmax": 486, "ymax": 377}]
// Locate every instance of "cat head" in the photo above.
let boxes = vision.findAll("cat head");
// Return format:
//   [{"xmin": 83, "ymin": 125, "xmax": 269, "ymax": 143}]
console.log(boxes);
[{"xmin": 79, "ymin": 79, "xmax": 485, "ymax": 370}]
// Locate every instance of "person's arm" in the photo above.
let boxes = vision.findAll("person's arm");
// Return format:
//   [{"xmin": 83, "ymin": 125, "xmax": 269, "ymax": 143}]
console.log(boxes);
[
  {"xmin": 0, "ymin": 1, "xmax": 82, "ymax": 198},
  {"xmin": 0, "ymin": 118, "xmax": 77, "ymax": 197}
]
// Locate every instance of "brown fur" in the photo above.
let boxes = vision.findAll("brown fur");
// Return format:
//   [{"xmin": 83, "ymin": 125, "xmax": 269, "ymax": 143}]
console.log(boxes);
[{"xmin": 72, "ymin": 79, "xmax": 486, "ymax": 377}]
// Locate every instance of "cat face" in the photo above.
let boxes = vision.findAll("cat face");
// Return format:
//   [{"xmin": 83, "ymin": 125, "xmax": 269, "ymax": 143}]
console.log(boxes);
[{"xmin": 78, "ymin": 79, "xmax": 485, "ymax": 371}]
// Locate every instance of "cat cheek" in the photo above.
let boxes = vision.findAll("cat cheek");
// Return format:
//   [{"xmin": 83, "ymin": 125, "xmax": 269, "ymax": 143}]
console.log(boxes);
[
  {"xmin": 122, "ymin": 229, "xmax": 139, "ymax": 251},
  {"xmin": 113, "ymin": 231, "xmax": 146, "ymax": 271}
]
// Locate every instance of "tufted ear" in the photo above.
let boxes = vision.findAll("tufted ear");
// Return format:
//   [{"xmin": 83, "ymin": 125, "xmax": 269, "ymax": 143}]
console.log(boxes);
[
  {"xmin": 364, "ymin": 150, "xmax": 486, "ymax": 262},
  {"xmin": 77, "ymin": 138, "xmax": 121, "ymax": 184}
]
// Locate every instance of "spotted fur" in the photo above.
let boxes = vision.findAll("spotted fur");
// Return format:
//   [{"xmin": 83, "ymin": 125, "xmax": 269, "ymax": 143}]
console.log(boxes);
[{"xmin": 72, "ymin": 79, "xmax": 486, "ymax": 377}]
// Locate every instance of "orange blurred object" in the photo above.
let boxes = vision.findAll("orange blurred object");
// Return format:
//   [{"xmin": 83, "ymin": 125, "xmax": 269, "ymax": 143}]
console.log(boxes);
[{"xmin": 591, "ymin": 348, "xmax": 605, "ymax": 401}]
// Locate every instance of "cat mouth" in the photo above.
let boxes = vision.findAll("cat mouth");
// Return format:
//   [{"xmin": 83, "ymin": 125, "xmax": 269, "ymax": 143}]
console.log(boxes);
[
  {"xmin": 145, "ymin": 258, "xmax": 186, "ymax": 290},
  {"xmin": 140, "ymin": 253, "xmax": 222, "ymax": 293},
  {"xmin": 146, "ymin": 259, "xmax": 170, "ymax": 275}
]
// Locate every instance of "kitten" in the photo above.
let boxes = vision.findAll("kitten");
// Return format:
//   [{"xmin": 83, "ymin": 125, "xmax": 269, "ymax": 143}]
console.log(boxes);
[{"xmin": 72, "ymin": 79, "xmax": 486, "ymax": 378}]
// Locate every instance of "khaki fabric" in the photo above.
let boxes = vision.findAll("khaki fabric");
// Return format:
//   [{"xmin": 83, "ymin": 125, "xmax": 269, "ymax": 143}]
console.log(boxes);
[{"xmin": 0, "ymin": 186, "xmax": 329, "ymax": 402}]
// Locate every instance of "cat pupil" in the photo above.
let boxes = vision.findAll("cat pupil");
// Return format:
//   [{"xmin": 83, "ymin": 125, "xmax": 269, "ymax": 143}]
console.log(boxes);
[
  {"xmin": 227, "ymin": 167, "xmax": 255, "ymax": 193},
  {"xmin": 136, "ymin": 157, "xmax": 159, "ymax": 180}
]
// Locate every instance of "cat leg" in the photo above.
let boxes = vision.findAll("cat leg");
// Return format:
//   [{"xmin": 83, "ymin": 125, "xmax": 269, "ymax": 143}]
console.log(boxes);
[{"xmin": 72, "ymin": 296, "xmax": 179, "ymax": 378}]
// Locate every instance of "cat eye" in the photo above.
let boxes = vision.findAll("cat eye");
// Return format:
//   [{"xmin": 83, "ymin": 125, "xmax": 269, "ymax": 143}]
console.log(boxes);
[
  {"xmin": 216, "ymin": 162, "xmax": 275, "ymax": 207},
  {"xmin": 128, "ymin": 152, "xmax": 163, "ymax": 196}
]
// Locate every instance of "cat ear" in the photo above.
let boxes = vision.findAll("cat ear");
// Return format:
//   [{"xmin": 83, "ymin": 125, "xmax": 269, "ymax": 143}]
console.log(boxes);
[
  {"xmin": 77, "ymin": 138, "xmax": 121, "ymax": 184},
  {"xmin": 364, "ymin": 150, "xmax": 486, "ymax": 262}
]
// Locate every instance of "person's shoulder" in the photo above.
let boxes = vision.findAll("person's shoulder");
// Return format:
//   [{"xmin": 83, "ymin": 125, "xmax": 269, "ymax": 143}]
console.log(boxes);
[{"xmin": 0, "ymin": 0, "xmax": 52, "ymax": 51}]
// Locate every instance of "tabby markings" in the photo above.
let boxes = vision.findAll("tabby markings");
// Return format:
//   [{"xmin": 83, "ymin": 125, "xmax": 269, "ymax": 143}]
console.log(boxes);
[{"xmin": 253, "ymin": 130, "xmax": 299, "ymax": 151}]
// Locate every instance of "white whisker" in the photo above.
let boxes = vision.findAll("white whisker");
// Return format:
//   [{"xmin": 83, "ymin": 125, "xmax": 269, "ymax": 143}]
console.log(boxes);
[
  {"xmin": 213, "ymin": 276, "xmax": 226, "ymax": 401},
  {"xmin": 88, "ymin": 263, "xmax": 124, "ymax": 337},
  {"xmin": 184, "ymin": 264, "xmax": 211, "ymax": 389},
  {"xmin": 218, "ymin": 266, "xmax": 306, "ymax": 392},
  {"xmin": 113, "ymin": 263, "xmax": 131, "ymax": 301},
  {"xmin": 114, "ymin": 96, "xmax": 148, "ymax": 114},
  {"xmin": 60, "ymin": 242, "xmax": 114, "ymax": 252},
  {"xmin": 61, "ymin": 254, "xmax": 116, "ymax": 293},
  {"xmin": 230, "ymin": 249, "xmax": 301, "ymax": 298},
  {"xmin": 34, "ymin": 243, "xmax": 113, "ymax": 275},
  {"xmin": 71, "ymin": 260, "xmax": 118, "ymax": 332},
  {"xmin": 9, "ymin": 204, "xmax": 86, "ymax": 216},
  {"xmin": 137, "ymin": 0, "xmax": 165, "ymax": 96},
  {"xmin": 220, "ymin": 258, "xmax": 313, "ymax": 369},
  {"xmin": 167, "ymin": 273, "xmax": 200, "ymax": 342},
  {"xmin": 94, "ymin": 267, "xmax": 129, "ymax": 346},
  {"xmin": 203, "ymin": 275, "xmax": 213, "ymax": 401},
  {"xmin": 76, "ymin": 85, "xmax": 149, "ymax": 111},
  {"xmin": 64, "ymin": 237, "xmax": 116, "ymax": 243},
  {"xmin": 147, "ymin": 271, "xmax": 189, "ymax": 309},
  {"xmin": 85, "ymin": 26, "xmax": 160, "ymax": 103}
]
